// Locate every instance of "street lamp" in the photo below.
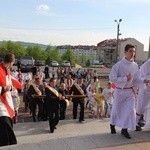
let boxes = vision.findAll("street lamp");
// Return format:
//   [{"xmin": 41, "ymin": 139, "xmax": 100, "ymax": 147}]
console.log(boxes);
[{"xmin": 114, "ymin": 19, "xmax": 122, "ymax": 62}]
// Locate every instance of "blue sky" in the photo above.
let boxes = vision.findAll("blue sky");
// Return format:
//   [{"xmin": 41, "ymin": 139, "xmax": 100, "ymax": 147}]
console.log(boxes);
[{"xmin": 0, "ymin": 0, "xmax": 150, "ymax": 51}]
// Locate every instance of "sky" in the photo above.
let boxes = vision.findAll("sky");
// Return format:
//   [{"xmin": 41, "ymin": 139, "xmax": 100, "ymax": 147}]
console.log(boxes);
[{"xmin": 0, "ymin": 0, "xmax": 150, "ymax": 51}]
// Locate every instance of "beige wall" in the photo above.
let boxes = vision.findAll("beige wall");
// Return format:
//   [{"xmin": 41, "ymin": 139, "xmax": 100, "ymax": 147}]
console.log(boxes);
[{"xmin": 119, "ymin": 38, "xmax": 144, "ymax": 65}]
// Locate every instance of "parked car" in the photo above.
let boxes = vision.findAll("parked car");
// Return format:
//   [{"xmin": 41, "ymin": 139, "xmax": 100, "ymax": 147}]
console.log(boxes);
[
  {"xmin": 61, "ymin": 61, "xmax": 71, "ymax": 67},
  {"xmin": 13, "ymin": 59, "xmax": 18, "ymax": 66},
  {"xmin": 51, "ymin": 61, "xmax": 59, "ymax": 67},
  {"xmin": 20, "ymin": 56, "xmax": 34, "ymax": 72},
  {"xmin": 35, "ymin": 60, "xmax": 44, "ymax": 66}
]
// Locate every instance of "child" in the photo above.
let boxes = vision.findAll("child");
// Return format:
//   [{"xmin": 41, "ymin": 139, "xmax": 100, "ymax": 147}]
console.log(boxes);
[
  {"xmin": 11, "ymin": 86, "xmax": 20, "ymax": 123},
  {"xmin": 102, "ymin": 82, "xmax": 114, "ymax": 118},
  {"xmin": 88, "ymin": 89, "xmax": 96, "ymax": 114},
  {"xmin": 94, "ymin": 87, "xmax": 105, "ymax": 119}
]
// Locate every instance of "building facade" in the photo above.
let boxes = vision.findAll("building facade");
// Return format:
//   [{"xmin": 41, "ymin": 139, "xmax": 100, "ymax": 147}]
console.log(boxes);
[
  {"xmin": 56, "ymin": 45, "xmax": 97, "ymax": 63},
  {"xmin": 97, "ymin": 38, "xmax": 144, "ymax": 65}
]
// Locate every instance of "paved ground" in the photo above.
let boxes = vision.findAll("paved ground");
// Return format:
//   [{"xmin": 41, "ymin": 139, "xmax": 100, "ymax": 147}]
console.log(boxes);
[{"xmin": 1, "ymin": 119, "xmax": 150, "ymax": 150}]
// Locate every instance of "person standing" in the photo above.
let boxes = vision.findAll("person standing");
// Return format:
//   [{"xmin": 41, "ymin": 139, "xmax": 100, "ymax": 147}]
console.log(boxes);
[
  {"xmin": 94, "ymin": 87, "xmax": 105, "ymax": 119},
  {"xmin": 66, "ymin": 74, "xmax": 73, "ymax": 92},
  {"xmin": 136, "ymin": 58, "xmax": 150, "ymax": 131},
  {"xmin": 102, "ymin": 82, "xmax": 114, "ymax": 118},
  {"xmin": 109, "ymin": 44, "xmax": 149, "ymax": 139},
  {"xmin": 17, "ymin": 60, "xmax": 20, "ymax": 71},
  {"xmin": 93, "ymin": 70, "xmax": 98, "ymax": 83},
  {"xmin": 27, "ymin": 77, "xmax": 44, "ymax": 122},
  {"xmin": 70, "ymin": 77, "xmax": 86, "ymax": 122},
  {"xmin": 44, "ymin": 65, "xmax": 49, "ymax": 79},
  {"xmin": 58, "ymin": 83, "xmax": 69, "ymax": 120},
  {"xmin": 45, "ymin": 78, "xmax": 62, "ymax": 133},
  {"xmin": 0, "ymin": 53, "xmax": 17, "ymax": 146}
]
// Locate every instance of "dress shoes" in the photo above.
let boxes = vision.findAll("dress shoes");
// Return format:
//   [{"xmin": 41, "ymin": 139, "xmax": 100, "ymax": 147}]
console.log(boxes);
[
  {"xmin": 121, "ymin": 129, "xmax": 131, "ymax": 139},
  {"xmin": 79, "ymin": 120, "xmax": 83, "ymax": 123},
  {"xmin": 54, "ymin": 126, "xmax": 57, "ymax": 129},
  {"xmin": 50, "ymin": 130, "xmax": 54, "ymax": 133},
  {"xmin": 33, "ymin": 117, "xmax": 36, "ymax": 122},
  {"xmin": 135, "ymin": 125, "xmax": 142, "ymax": 131},
  {"xmin": 110, "ymin": 124, "xmax": 116, "ymax": 134}
]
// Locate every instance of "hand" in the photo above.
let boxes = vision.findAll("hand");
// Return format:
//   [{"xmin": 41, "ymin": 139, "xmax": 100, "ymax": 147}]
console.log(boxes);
[
  {"xmin": 61, "ymin": 96, "xmax": 65, "ymax": 100},
  {"xmin": 32, "ymin": 94, "xmax": 36, "ymax": 98},
  {"xmin": 126, "ymin": 74, "xmax": 132, "ymax": 81},
  {"xmin": 4, "ymin": 85, "xmax": 11, "ymax": 92},
  {"xmin": 144, "ymin": 79, "xmax": 150, "ymax": 84}
]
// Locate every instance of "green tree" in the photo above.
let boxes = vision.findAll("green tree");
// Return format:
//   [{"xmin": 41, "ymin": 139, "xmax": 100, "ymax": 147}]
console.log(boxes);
[
  {"xmin": 61, "ymin": 48, "xmax": 75, "ymax": 63},
  {"xmin": 80, "ymin": 54, "xmax": 88, "ymax": 63},
  {"xmin": 90, "ymin": 52, "xmax": 97, "ymax": 62},
  {"xmin": 45, "ymin": 46, "xmax": 61, "ymax": 63},
  {"xmin": 0, "ymin": 41, "xmax": 7, "ymax": 58}
]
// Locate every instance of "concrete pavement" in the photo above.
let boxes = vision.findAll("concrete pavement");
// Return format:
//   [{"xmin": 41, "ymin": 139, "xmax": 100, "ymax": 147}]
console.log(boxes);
[{"xmin": 1, "ymin": 118, "xmax": 150, "ymax": 150}]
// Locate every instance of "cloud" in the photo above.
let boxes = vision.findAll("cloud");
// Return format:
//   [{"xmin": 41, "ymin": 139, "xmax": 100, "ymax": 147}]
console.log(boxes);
[{"xmin": 35, "ymin": 4, "xmax": 50, "ymax": 15}]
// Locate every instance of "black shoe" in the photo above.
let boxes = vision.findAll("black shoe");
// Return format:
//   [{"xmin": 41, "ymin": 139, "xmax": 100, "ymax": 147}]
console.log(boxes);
[
  {"xmin": 33, "ymin": 117, "xmax": 36, "ymax": 122},
  {"xmin": 73, "ymin": 117, "xmax": 77, "ymax": 119},
  {"xmin": 82, "ymin": 119, "xmax": 85, "ymax": 121},
  {"xmin": 79, "ymin": 120, "xmax": 83, "ymax": 123},
  {"xmin": 38, "ymin": 117, "xmax": 42, "ymax": 121},
  {"xmin": 110, "ymin": 124, "xmax": 116, "ymax": 134},
  {"xmin": 135, "ymin": 125, "xmax": 142, "ymax": 131},
  {"xmin": 54, "ymin": 126, "xmax": 57, "ymax": 129},
  {"xmin": 121, "ymin": 129, "xmax": 131, "ymax": 139},
  {"xmin": 50, "ymin": 130, "xmax": 54, "ymax": 133}
]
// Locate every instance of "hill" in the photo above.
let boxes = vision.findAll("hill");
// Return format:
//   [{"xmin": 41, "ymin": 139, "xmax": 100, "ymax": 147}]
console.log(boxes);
[{"xmin": 0, "ymin": 40, "xmax": 48, "ymax": 50}]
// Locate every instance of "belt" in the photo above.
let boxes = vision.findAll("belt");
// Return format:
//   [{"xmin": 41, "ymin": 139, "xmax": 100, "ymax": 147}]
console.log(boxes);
[{"xmin": 116, "ymin": 87, "xmax": 133, "ymax": 89}]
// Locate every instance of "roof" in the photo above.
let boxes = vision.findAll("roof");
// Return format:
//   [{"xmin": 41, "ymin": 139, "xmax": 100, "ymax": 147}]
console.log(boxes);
[{"xmin": 97, "ymin": 38, "xmax": 131, "ymax": 47}]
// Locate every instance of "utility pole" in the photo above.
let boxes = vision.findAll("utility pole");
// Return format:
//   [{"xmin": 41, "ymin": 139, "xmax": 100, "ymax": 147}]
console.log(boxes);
[
  {"xmin": 148, "ymin": 36, "xmax": 150, "ymax": 58},
  {"xmin": 114, "ymin": 19, "xmax": 122, "ymax": 63}
]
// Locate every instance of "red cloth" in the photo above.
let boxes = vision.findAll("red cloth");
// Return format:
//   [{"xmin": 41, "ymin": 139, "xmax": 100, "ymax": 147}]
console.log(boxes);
[
  {"xmin": 111, "ymin": 83, "xmax": 116, "ymax": 89},
  {"xmin": 11, "ymin": 77, "xmax": 22, "ymax": 89},
  {"xmin": 0, "ymin": 63, "xmax": 15, "ymax": 118}
]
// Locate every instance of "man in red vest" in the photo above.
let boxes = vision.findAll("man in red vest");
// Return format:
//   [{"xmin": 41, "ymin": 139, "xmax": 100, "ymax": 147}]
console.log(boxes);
[{"xmin": 0, "ymin": 53, "xmax": 17, "ymax": 146}]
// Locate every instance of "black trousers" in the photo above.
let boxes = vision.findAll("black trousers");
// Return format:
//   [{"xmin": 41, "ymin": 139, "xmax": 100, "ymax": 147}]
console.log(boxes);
[
  {"xmin": 31, "ymin": 99, "xmax": 43, "ymax": 121},
  {"xmin": 0, "ymin": 116, "xmax": 17, "ymax": 147},
  {"xmin": 48, "ymin": 109, "xmax": 60, "ymax": 132},
  {"xmin": 73, "ymin": 99, "xmax": 84, "ymax": 121},
  {"xmin": 60, "ymin": 101, "xmax": 67, "ymax": 120}
]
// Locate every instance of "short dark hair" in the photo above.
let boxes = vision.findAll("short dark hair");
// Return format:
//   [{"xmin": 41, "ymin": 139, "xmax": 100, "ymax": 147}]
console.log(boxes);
[
  {"xmin": 125, "ymin": 44, "xmax": 135, "ymax": 52},
  {"xmin": 49, "ymin": 78, "xmax": 56, "ymax": 83},
  {"xmin": 99, "ymin": 87, "xmax": 103, "ymax": 92},
  {"xmin": 35, "ymin": 77, "xmax": 40, "ymax": 81},
  {"xmin": 3, "ymin": 53, "xmax": 15, "ymax": 63}
]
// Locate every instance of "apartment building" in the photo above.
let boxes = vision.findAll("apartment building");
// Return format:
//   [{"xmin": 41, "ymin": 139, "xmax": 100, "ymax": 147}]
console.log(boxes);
[
  {"xmin": 56, "ymin": 45, "xmax": 97, "ymax": 62},
  {"xmin": 97, "ymin": 38, "xmax": 144, "ymax": 65}
]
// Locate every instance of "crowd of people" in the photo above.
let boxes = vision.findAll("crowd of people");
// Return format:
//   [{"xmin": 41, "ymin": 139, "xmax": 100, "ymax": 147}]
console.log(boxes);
[{"xmin": 1, "ymin": 44, "xmax": 150, "ymax": 147}]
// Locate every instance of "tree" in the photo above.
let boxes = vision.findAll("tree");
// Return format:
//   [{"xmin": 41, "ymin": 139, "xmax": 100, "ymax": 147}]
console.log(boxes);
[
  {"xmin": 61, "ymin": 48, "xmax": 75, "ymax": 63},
  {"xmin": 86, "ymin": 59, "xmax": 90, "ymax": 66},
  {"xmin": 45, "ymin": 46, "xmax": 61, "ymax": 63},
  {"xmin": 90, "ymin": 52, "xmax": 97, "ymax": 63},
  {"xmin": 79, "ymin": 54, "xmax": 88, "ymax": 63}
]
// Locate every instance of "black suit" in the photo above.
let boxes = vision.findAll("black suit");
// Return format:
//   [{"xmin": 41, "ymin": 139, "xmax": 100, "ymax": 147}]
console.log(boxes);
[
  {"xmin": 44, "ymin": 66, "xmax": 49, "ymax": 79},
  {"xmin": 70, "ymin": 83, "xmax": 86, "ymax": 121},
  {"xmin": 45, "ymin": 86, "xmax": 60, "ymax": 132},
  {"xmin": 27, "ymin": 84, "xmax": 44, "ymax": 122},
  {"xmin": 58, "ymin": 89, "xmax": 68, "ymax": 120}
]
